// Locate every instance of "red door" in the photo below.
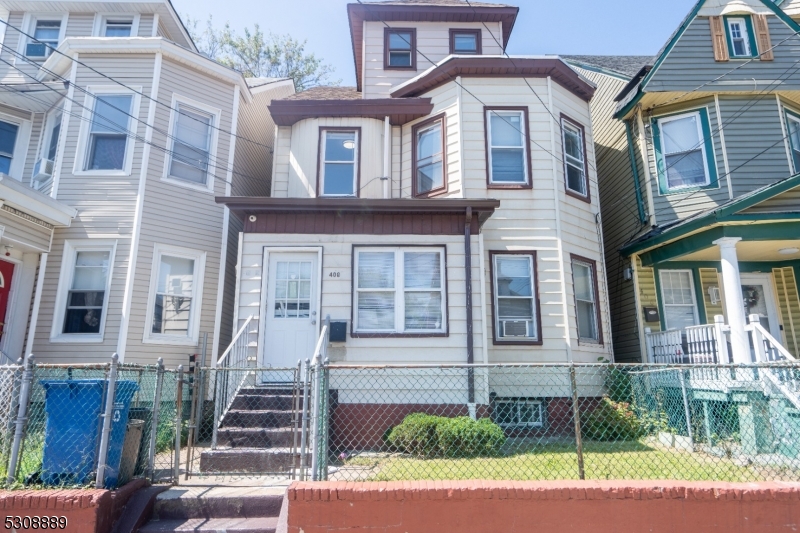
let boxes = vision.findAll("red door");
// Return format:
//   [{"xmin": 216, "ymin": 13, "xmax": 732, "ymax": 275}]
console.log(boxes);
[{"xmin": 0, "ymin": 260, "xmax": 14, "ymax": 343}]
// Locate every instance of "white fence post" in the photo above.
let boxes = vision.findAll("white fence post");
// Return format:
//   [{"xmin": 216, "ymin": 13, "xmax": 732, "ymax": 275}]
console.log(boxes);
[
  {"xmin": 96, "ymin": 353, "xmax": 119, "ymax": 489},
  {"xmin": 6, "ymin": 355, "xmax": 34, "ymax": 486},
  {"xmin": 714, "ymin": 316, "xmax": 730, "ymax": 364},
  {"xmin": 645, "ymin": 328, "xmax": 653, "ymax": 363},
  {"xmin": 749, "ymin": 314, "xmax": 766, "ymax": 363}
]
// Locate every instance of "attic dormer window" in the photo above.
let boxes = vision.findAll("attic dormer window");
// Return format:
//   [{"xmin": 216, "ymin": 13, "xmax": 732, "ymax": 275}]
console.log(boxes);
[
  {"xmin": 385, "ymin": 28, "xmax": 416, "ymax": 70},
  {"xmin": 450, "ymin": 29, "xmax": 481, "ymax": 55},
  {"xmin": 725, "ymin": 16, "xmax": 757, "ymax": 58}
]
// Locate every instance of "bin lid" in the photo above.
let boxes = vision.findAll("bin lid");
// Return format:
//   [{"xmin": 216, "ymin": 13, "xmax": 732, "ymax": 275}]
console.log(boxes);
[{"xmin": 41, "ymin": 380, "xmax": 140, "ymax": 392}]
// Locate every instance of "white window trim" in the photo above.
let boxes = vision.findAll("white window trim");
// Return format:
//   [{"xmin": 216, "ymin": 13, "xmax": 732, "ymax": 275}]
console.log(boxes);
[
  {"xmin": 495, "ymin": 399, "xmax": 544, "ymax": 429},
  {"xmin": 319, "ymin": 129, "xmax": 358, "ymax": 197},
  {"xmin": 572, "ymin": 259, "xmax": 599, "ymax": 343},
  {"xmin": 784, "ymin": 108, "xmax": 800, "ymax": 173},
  {"xmin": 492, "ymin": 253, "xmax": 539, "ymax": 342},
  {"xmin": 32, "ymin": 106, "xmax": 63, "ymax": 188},
  {"xmin": 561, "ymin": 118, "xmax": 588, "ymax": 197},
  {"xmin": 0, "ymin": 111, "xmax": 32, "ymax": 181},
  {"xmin": 73, "ymin": 85, "xmax": 142, "ymax": 177},
  {"xmin": 143, "ymin": 243, "xmax": 207, "ymax": 346},
  {"xmin": 486, "ymin": 109, "xmax": 529, "ymax": 185},
  {"xmin": 161, "ymin": 93, "xmax": 221, "ymax": 193},
  {"xmin": 353, "ymin": 246, "xmax": 447, "ymax": 335},
  {"xmin": 659, "ymin": 269, "xmax": 700, "ymax": 331},
  {"xmin": 656, "ymin": 110, "xmax": 712, "ymax": 193},
  {"xmin": 17, "ymin": 13, "xmax": 68, "ymax": 60},
  {"xmin": 726, "ymin": 17, "xmax": 751, "ymax": 58},
  {"xmin": 92, "ymin": 13, "xmax": 141, "ymax": 38},
  {"xmin": 50, "ymin": 239, "xmax": 117, "ymax": 343}
]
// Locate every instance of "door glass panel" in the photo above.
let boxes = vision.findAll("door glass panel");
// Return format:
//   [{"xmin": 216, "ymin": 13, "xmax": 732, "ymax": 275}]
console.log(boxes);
[
  {"xmin": 274, "ymin": 260, "xmax": 312, "ymax": 318},
  {"xmin": 742, "ymin": 284, "xmax": 772, "ymax": 334}
]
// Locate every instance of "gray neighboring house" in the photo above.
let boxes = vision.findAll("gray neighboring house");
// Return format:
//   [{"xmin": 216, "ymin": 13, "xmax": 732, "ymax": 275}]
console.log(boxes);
[
  {"xmin": 0, "ymin": 0, "xmax": 293, "ymax": 368},
  {"xmin": 567, "ymin": 0, "xmax": 800, "ymax": 364}
]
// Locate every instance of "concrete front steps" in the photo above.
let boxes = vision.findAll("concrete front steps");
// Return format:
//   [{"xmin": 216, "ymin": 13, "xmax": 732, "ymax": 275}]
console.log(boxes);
[
  {"xmin": 200, "ymin": 386, "xmax": 302, "ymax": 474},
  {"xmin": 138, "ymin": 486, "xmax": 285, "ymax": 533}
]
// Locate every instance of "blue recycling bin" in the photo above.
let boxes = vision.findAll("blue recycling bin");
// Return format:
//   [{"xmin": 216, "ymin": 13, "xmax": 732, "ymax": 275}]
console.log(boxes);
[{"xmin": 40, "ymin": 380, "xmax": 139, "ymax": 488}]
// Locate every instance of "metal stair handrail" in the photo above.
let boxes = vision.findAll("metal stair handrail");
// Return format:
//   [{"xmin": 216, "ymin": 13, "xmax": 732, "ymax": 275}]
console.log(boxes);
[
  {"xmin": 217, "ymin": 316, "xmax": 255, "ymax": 367},
  {"xmin": 212, "ymin": 316, "xmax": 255, "ymax": 449}
]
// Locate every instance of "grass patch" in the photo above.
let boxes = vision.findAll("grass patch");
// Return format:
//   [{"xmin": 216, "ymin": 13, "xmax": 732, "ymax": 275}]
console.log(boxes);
[{"xmin": 343, "ymin": 440, "xmax": 797, "ymax": 482}]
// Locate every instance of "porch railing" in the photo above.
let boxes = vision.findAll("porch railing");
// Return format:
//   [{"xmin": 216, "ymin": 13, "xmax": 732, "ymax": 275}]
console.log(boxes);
[
  {"xmin": 645, "ymin": 316, "xmax": 729, "ymax": 364},
  {"xmin": 211, "ymin": 315, "xmax": 254, "ymax": 449},
  {"xmin": 746, "ymin": 314, "xmax": 800, "ymax": 409}
]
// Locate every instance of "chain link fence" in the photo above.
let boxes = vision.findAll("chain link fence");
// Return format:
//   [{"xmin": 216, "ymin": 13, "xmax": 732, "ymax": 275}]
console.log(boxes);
[
  {"xmin": 307, "ymin": 363, "xmax": 800, "ymax": 483},
  {"xmin": 0, "ymin": 355, "xmax": 184, "ymax": 490}
]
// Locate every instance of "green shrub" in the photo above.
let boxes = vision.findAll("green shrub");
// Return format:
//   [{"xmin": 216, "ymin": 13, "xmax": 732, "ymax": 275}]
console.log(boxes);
[
  {"xmin": 581, "ymin": 397, "xmax": 645, "ymax": 442},
  {"xmin": 385, "ymin": 413, "xmax": 440, "ymax": 456},
  {"xmin": 436, "ymin": 417, "xmax": 505, "ymax": 458},
  {"xmin": 385, "ymin": 413, "xmax": 505, "ymax": 458}
]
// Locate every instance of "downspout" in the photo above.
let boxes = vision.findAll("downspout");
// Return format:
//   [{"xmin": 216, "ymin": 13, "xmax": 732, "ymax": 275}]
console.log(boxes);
[
  {"xmin": 625, "ymin": 120, "xmax": 647, "ymax": 224},
  {"xmin": 635, "ymin": 107, "xmax": 657, "ymax": 227},
  {"xmin": 383, "ymin": 116, "xmax": 390, "ymax": 199},
  {"xmin": 465, "ymin": 207, "xmax": 475, "ymax": 413},
  {"xmin": 24, "ymin": 253, "xmax": 47, "ymax": 356}
]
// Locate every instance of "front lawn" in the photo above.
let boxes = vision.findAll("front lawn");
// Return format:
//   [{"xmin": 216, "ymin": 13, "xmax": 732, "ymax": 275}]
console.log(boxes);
[{"xmin": 339, "ymin": 440, "xmax": 797, "ymax": 482}]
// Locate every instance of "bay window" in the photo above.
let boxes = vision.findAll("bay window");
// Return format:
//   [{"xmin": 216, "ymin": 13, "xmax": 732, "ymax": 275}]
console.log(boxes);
[
  {"xmin": 486, "ymin": 108, "xmax": 530, "ymax": 187},
  {"xmin": 492, "ymin": 252, "xmax": 540, "ymax": 343},
  {"xmin": 26, "ymin": 18, "xmax": 63, "ymax": 58},
  {"xmin": 144, "ymin": 244, "xmax": 206, "ymax": 345},
  {"xmin": 413, "ymin": 115, "xmax": 446, "ymax": 196},
  {"xmin": 353, "ymin": 247, "xmax": 447, "ymax": 335},
  {"xmin": 165, "ymin": 98, "xmax": 219, "ymax": 190},
  {"xmin": 659, "ymin": 270, "xmax": 700, "ymax": 331},
  {"xmin": 319, "ymin": 128, "xmax": 358, "ymax": 196},
  {"xmin": 652, "ymin": 109, "xmax": 717, "ymax": 194}
]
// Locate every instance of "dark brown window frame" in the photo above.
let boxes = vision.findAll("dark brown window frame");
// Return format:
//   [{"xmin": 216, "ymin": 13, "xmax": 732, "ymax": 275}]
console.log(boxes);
[
  {"xmin": 570, "ymin": 254, "xmax": 603, "ymax": 346},
  {"xmin": 484, "ymin": 106, "xmax": 533, "ymax": 190},
  {"xmin": 489, "ymin": 250, "xmax": 543, "ymax": 346},
  {"xmin": 350, "ymin": 244, "xmax": 449, "ymax": 338},
  {"xmin": 316, "ymin": 126, "xmax": 362, "ymax": 198},
  {"xmin": 384, "ymin": 27, "xmax": 417, "ymax": 71},
  {"xmin": 449, "ymin": 28, "xmax": 482, "ymax": 55},
  {"xmin": 411, "ymin": 113, "xmax": 448, "ymax": 198},
  {"xmin": 560, "ymin": 114, "xmax": 591, "ymax": 203}
]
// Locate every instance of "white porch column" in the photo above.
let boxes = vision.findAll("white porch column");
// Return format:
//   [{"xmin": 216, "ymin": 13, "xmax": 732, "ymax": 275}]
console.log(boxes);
[{"xmin": 713, "ymin": 237, "xmax": 749, "ymax": 363}]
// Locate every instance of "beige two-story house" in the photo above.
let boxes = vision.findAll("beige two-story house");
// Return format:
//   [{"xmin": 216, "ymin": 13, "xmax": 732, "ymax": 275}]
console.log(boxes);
[{"xmin": 0, "ymin": 0, "xmax": 293, "ymax": 367}]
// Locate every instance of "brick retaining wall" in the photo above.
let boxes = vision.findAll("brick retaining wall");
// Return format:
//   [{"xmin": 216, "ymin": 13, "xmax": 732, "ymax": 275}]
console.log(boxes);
[{"xmin": 286, "ymin": 480, "xmax": 800, "ymax": 532}]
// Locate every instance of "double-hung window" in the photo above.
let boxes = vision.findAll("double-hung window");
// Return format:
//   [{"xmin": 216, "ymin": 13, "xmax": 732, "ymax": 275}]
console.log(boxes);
[
  {"xmin": 562, "ymin": 117, "xmax": 589, "ymax": 198},
  {"xmin": 26, "ymin": 19, "xmax": 62, "ymax": 58},
  {"xmin": 413, "ymin": 116, "xmax": 445, "ymax": 196},
  {"xmin": 353, "ymin": 247, "xmax": 447, "ymax": 335},
  {"xmin": 492, "ymin": 252, "xmax": 539, "ymax": 343},
  {"xmin": 168, "ymin": 102, "xmax": 216, "ymax": 188},
  {"xmin": 32, "ymin": 110, "xmax": 61, "ymax": 188},
  {"xmin": 385, "ymin": 29, "xmax": 415, "ymax": 69},
  {"xmin": 104, "ymin": 19, "xmax": 133, "ymax": 37},
  {"xmin": 725, "ymin": 16, "xmax": 756, "ymax": 58},
  {"xmin": 319, "ymin": 129, "xmax": 358, "ymax": 196},
  {"xmin": 85, "ymin": 94, "xmax": 133, "ymax": 171},
  {"xmin": 653, "ymin": 110, "xmax": 716, "ymax": 194},
  {"xmin": 0, "ymin": 121, "xmax": 19, "ymax": 176},
  {"xmin": 486, "ymin": 108, "xmax": 529, "ymax": 186},
  {"xmin": 450, "ymin": 29, "xmax": 481, "ymax": 55},
  {"xmin": 571, "ymin": 257, "xmax": 600, "ymax": 343},
  {"xmin": 659, "ymin": 270, "xmax": 699, "ymax": 331},
  {"xmin": 785, "ymin": 109, "xmax": 800, "ymax": 173},
  {"xmin": 52, "ymin": 240, "xmax": 116, "ymax": 341},
  {"xmin": 493, "ymin": 399, "xmax": 544, "ymax": 428},
  {"xmin": 145, "ymin": 244, "xmax": 206, "ymax": 344}
]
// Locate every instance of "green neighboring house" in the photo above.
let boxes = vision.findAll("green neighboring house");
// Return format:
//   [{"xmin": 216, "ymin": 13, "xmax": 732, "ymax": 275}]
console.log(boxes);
[{"xmin": 566, "ymin": 0, "xmax": 800, "ymax": 364}]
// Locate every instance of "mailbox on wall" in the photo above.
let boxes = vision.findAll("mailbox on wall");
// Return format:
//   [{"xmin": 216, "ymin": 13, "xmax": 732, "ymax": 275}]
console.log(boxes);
[
  {"xmin": 330, "ymin": 321, "xmax": 348, "ymax": 342},
  {"xmin": 643, "ymin": 307, "xmax": 660, "ymax": 323}
]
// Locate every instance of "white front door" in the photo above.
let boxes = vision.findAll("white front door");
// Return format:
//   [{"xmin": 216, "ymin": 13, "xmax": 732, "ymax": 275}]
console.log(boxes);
[
  {"xmin": 741, "ymin": 273, "xmax": 783, "ymax": 341},
  {"xmin": 262, "ymin": 252, "xmax": 319, "ymax": 372}
]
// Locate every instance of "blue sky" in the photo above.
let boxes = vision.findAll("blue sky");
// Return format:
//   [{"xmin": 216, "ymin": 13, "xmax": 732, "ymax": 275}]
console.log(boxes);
[{"xmin": 171, "ymin": 0, "xmax": 698, "ymax": 86}]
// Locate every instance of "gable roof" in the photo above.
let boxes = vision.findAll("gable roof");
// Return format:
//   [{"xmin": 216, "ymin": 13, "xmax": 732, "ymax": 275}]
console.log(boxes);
[
  {"xmin": 612, "ymin": 0, "xmax": 800, "ymax": 119},
  {"xmin": 621, "ymin": 173, "xmax": 800, "ymax": 257},
  {"xmin": 347, "ymin": 0, "xmax": 519, "ymax": 91},
  {"xmin": 562, "ymin": 55, "xmax": 655, "ymax": 79}
]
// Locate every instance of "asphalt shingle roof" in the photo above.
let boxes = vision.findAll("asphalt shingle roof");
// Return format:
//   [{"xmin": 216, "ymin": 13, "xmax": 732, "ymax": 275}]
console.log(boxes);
[
  {"xmin": 562, "ymin": 55, "xmax": 655, "ymax": 78},
  {"xmin": 282, "ymin": 86, "xmax": 362, "ymax": 100}
]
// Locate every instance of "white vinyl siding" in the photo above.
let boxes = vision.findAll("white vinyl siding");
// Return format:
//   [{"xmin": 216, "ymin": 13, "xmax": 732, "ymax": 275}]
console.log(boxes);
[
  {"xmin": 493, "ymin": 254, "xmax": 537, "ymax": 341},
  {"xmin": 487, "ymin": 110, "xmax": 528, "ymax": 185},
  {"xmin": 354, "ymin": 247, "xmax": 446, "ymax": 334},
  {"xmin": 320, "ymin": 130, "xmax": 358, "ymax": 196},
  {"xmin": 144, "ymin": 244, "xmax": 206, "ymax": 345},
  {"xmin": 660, "ymin": 270, "xmax": 700, "ymax": 331}
]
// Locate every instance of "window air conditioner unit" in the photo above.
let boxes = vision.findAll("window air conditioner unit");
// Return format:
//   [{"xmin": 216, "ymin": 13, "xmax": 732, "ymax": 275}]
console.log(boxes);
[
  {"xmin": 25, "ymin": 42, "xmax": 48, "ymax": 58},
  {"xmin": 502, "ymin": 320, "xmax": 530, "ymax": 338},
  {"xmin": 33, "ymin": 158, "xmax": 54, "ymax": 180}
]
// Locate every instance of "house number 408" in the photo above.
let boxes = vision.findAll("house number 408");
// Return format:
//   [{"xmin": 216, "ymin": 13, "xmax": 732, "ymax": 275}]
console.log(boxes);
[{"xmin": 328, "ymin": 272, "xmax": 341, "ymax": 278}]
